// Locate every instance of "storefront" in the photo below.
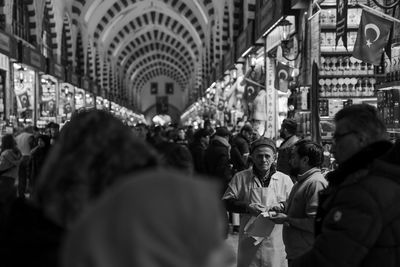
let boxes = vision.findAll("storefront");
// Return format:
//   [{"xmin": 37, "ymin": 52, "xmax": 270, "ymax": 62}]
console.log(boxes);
[
  {"xmin": 37, "ymin": 74, "xmax": 57, "ymax": 128},
  {"xmin": 74, "ymin": 74, "xmax": 86, "ymax": 111},
  {"xmin": 253, "ymin": 0, "xmax": 297, "ymax": 138},
  {"xmin": 81, "ymin": 76, "xmax": 95, "ymax": 109},
  {"xmin": 13, "ymin": 44, "xmax": 45, "ymax": 127},
  {"xmin": 0, "ymin": 30, "xmax": 17, "ymax": 133}
]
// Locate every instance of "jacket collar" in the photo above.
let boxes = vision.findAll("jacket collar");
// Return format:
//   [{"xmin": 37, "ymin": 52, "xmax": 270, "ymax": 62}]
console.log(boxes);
[
  {"xmin": 326, "ymin": 140, "xmax": 393, "ymax": 187},
  {"xmin": 280, "ymin": 135, "xmax": 299, "ymax": 150},
  {"xmin": 297, "ymin": 167, "xmax": 321, "ymax": 183}
]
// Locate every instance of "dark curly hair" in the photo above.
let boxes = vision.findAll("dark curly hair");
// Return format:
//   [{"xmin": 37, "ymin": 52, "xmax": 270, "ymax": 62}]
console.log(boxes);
[{"xmin": 35, "ymin": 109, "xmax": 159, "ymax": 227}]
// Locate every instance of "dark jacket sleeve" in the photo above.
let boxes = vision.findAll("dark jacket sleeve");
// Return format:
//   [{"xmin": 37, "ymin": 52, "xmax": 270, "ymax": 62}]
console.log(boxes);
[{"xmin": 292, "ymin": 186, "xmax": 383, "ymax": 267}]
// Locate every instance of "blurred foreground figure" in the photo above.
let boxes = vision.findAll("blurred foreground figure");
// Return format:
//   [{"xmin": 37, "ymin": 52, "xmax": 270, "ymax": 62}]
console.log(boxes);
[
  {"xmin": 62, "ymin": 169, "xmax": 234, "ymax": 267},
  {"xmin": 1, "ymin": 109, "xmax": 159, "ymax": 267},
  {"xmin": 293, "ymin": 104, "xmax": 400, "ymax": 267}
]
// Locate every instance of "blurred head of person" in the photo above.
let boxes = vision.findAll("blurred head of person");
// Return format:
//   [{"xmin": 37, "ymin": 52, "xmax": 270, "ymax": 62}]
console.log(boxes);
[
  {"xmin": 1, "ymin": 134, "xmax": 18, "ymax": 152},
  {"xmin": 279, "ymin": 119, "xmax": 297, "ymax": 140},
  {"xmin": 193, "ymin": 128, "xmax": 212, "ymax": 147},
  {"xmin": 161, "ymin": 143, "xmax": 194, "ymax": 175},
  {"xmin": 289, "ymin": 140, "xmax": 324, "ymax": 177},
  {"xmin": 37, "ymin": 134, "xmax": 51, "ymax": 150},
  {"xmin": 62, "ymin": 169, "xmax": 234, "ymax": 267},
  {"xmin": 35, "ymin": 109, "xmax": 159, "ymax": 228},
  {"xmin": 332, "ymin": 104, "xmax": 387, "ymax": 165},
  {"xmin": 134, "ymin": 123, "xmax": 148, "ymax": 141},
  {"xmin": 240, "ymin": 125, "xmax": 253, "ymax": 142}
]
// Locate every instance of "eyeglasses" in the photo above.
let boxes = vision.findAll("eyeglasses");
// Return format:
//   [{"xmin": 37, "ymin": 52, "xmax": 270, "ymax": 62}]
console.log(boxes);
[{"xmin": 333, "ymin": 131, "xmax": 357, "ymax": 142}]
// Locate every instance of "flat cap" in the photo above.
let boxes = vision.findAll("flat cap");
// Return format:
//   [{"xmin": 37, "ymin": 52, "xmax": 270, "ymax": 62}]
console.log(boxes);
[{"xmin": 250, "ymin": 137, "xmax": 277, "ymax": 153}]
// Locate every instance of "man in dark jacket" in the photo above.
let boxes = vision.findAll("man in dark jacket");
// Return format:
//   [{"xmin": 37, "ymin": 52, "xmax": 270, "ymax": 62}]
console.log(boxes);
[
  {"xmin": 277, "ymin": 119, "xmax": 299, "ymax": 177},
  {"xmin": 189, "ymin": 128, "xmax": 211, "ymax": 174},
  {"xmin": 230, "ymin": 125, "xmax": 253, "ymax": 173},
  {"xmin": 205, "ymin": 126, "xmax": 232, "ymax": 195},
  {"xmin": 293, "ymin": 104, "xmax": 400, "ymax": 267}
]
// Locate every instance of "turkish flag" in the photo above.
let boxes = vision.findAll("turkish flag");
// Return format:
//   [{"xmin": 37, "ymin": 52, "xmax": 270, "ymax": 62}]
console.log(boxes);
[
  {"xmin": 352, "ymin": 10, "xmax": 393, "ymax": 66},
  {"xmin": 274, "ymin": 61, "xmax": 293, "ymax": 91}
]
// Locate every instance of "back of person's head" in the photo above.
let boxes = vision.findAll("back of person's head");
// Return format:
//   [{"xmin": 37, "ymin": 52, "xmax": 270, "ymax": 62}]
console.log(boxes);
[
  {"xmin": 240, "ymin": 124, "xmax": 253, "ymax": 135},
  {"xmin": 334, "ymin": 104, "xmax": 387, "ymax": 144},
  {"xmin": 37, "ymin": 134, "xmax": 51, "ymax": 149},
  {"xmin": 281, "ymin": 119, "xmax": 297, "ymax": 135},
  {"xmin": 62, "ymin": 169, "xmax": 231, "ymax": 267},
  {"xmin": 215, "ymin": 126, "xmax": 230, "ymax": 138},
  {"xmin": 193, "ymin": 128, "xmax": 211, "ymax": 142},
  {"xmin": 1, "ymin": 134, "xmax": 16, "ymax": 151},
  {"xmin": 162, "ymin": 143, "xmax": 194, "ymax": 175},
  {"xmin": 293, "ymin": 140, "xmax": 324, "ymax": 168},
  {"xmin": 35, "ymin": 109, "xmax": 160, "ymax": 227}
]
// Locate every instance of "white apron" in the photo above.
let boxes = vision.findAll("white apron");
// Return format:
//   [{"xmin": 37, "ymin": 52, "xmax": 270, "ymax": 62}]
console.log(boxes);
[{"xmin": 237, "ymin": 180, "xmax": 287, "ymax": 267}]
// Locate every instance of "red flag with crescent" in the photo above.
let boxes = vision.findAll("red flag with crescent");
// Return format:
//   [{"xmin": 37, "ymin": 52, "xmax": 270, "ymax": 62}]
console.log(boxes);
[{"xmin": 352, "ymin": 10, "xmax": 393, "ymax": 66}]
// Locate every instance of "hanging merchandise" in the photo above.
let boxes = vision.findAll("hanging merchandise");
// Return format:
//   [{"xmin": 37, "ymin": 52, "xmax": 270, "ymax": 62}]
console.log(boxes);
[
  {"xmin": 38, "ymin": 75, "xmax": 57, "ymax": 128},
  {"xmin": 13, "ymin": 63, "xmax": 35, "ymax": 125},
  {"xmin": 59, "ymin": 83, "xmax": 74, "ymax": 123},
  {"xmin": 85, "ymin": 92, "xmax": 95, "ymax": 109},
  {"xmin": 75, "ymin": 87, "xmax": 86, "ymax": 111},
  {"xmin": 96, "ymin": 96, "xmax": 104, "ymax": 110}
]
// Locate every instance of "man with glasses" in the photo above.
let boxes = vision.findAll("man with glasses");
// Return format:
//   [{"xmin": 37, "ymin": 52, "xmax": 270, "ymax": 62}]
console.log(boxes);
[{"xmin": 292, "ymin": 104, "xmax": 400, "ymax": 267}]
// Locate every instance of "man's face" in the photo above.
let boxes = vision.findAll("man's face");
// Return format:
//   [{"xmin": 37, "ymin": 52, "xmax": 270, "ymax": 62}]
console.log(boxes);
[
  {"xmin": 332, "ymin": 119, "xmax": 363, "ymax": 164},
  {"xmin": 251, "ymin": 146, "xmax": 275, "ymax": 173}
]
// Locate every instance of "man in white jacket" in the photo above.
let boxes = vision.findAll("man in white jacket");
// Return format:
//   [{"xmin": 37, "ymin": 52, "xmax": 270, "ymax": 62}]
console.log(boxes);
[{"xmin": 223, "ymin": 137, "xmax": 293, "ymax": 267}]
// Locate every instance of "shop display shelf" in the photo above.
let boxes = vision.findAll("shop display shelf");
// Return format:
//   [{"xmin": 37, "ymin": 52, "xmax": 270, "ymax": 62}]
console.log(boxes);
[
  {"xmin": 318, "ymin": 96, "xmax": 377, "ymax": 99},
  {"xmin": 318, "ymin": 74, "xmax": 378, "ymax": 78},
  {"xmin": 387, "ymin": 128, "xmax": 400, "ymax": 134},
  {"xmin": 320, "ymin": 49, "xmax": 355, "ymax": 55},
  {"xmin": 376, "ymin": 81, "xmax": 400, "ymax": 90}
]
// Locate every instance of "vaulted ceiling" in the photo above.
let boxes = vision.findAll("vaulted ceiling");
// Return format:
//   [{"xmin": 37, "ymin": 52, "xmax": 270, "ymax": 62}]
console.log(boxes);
[{"xmin": 69, "ymin": 0, "xmax": 219, "ymax": 111}]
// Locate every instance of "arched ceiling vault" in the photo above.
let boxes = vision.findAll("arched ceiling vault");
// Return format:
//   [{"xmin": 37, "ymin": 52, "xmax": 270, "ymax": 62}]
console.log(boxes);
[
  {"xmin": 131, "ymin": 62, "xmax": 188, "ymax": 92},
  {"xmin": 71, "ymin": 0, "xmax": 215, "ymax": 107}
]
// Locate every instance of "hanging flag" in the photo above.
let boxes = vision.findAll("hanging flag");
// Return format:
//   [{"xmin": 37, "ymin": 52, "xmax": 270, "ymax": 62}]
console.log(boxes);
[
  {"xmin": 336, "ymin": 0, "xmax": 348, "ymax": 49},
  {"xmin": 274, "ymin": 61, "xmax": 293, "ymax": 91},
  {"xmin": 352, "ymin": 10, "xmax": 393, "ymax": 66}
]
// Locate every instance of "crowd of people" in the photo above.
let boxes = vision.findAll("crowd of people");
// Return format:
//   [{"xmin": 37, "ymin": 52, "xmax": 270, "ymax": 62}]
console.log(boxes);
[{"xmin": 0, "ymin": 104, "xmax": 399, "ymax": 267}]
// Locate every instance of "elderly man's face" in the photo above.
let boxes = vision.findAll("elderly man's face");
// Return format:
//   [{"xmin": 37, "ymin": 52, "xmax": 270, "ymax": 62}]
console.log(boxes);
[
  {"xmin": 251, "ymin": 146, "xmax": 275, "ymax": 173},
  {"xmin": 332, "ymin": 118, "xmax": 363, "ymax": 164}
]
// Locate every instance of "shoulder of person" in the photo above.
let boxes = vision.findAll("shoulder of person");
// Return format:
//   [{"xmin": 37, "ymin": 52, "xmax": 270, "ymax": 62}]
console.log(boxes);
[{"xmin": 272, "ymin": 171, "xmax": 292, "ymax": 182}]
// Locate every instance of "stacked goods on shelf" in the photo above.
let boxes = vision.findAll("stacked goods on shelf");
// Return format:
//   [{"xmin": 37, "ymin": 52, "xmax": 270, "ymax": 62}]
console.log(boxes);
[{"xmin": 377, "ymin": 88, "xmax": 400, "ymax": 129}]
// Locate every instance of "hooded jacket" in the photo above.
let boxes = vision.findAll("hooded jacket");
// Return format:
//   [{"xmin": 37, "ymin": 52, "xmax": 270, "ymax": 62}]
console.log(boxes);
[{"xmin": 293, "ymin": 140, "xmax": 400, "ymax": 267}]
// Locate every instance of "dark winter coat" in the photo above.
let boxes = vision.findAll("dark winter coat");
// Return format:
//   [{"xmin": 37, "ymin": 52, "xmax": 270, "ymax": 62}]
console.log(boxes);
[
  {"xmin": 0, "ymin": 199, "xmax": 64, "ymax": 267},
  {"xmin": 205, "ymin": 137, "xmax": 232, "ymax": 193},
  {"xmin": 190, "ymin": 141, "xmax": 207, "ymax": 174},
  {"xmin": 230, "ymin": 134, "xmax": 250, "ymax": 173},
  {"xmin": 293, "ymin": 141, "xmax": 400, "ymax": 267}
]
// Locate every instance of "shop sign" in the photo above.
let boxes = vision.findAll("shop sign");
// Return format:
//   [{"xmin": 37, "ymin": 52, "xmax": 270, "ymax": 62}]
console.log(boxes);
[
  {"xmin": 216, "ymin": 62, "xmax": 222, "ymax": 80},
  {"xmin": 81, "ymin": 76, "xmax": 90, "ymax": 91},
  {"xmin": 19, "ymin": 44, "xmax": 45, "ymax": 71},
  {"xmin": 0, "ymin": 30, "xmax": 11, "ymax": 56},
  {"xmin": 291, "ymin": 0, "xmax": 310, "ymax": 9},
  {"xmin": 236, "ymin": 21, "xmax": 255, "ymax": 60},
  {"xmin": 71, "ymin": 73, "xmax": 80, "ymax": 87},
  {"xmin": 255, "ymin": 0, "xmax": 293, "ymax": 41},
  {"xmin": 223, "ymin": 48, "xmax": 235, "ymax": 72},
  {"xmin": 29, "ymin": 49, "xmax": 44, "ymax": 70},
  {"xmin": 0, "ymin": 53, "xmax": 9, "ymax": 71},
  {"xmin": 93, "ymin": 83, "xmax": 99, "ymax": 95},
  {"xmin": 54, "ymin": 63, "xmax": 64, "ymax": 81}
]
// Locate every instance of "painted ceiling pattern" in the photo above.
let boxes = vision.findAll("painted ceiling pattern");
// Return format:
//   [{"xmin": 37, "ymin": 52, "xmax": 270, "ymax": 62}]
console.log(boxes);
[{"xmin": 70, "ymin": 0, "xmax": 218, "ymax": 107}]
